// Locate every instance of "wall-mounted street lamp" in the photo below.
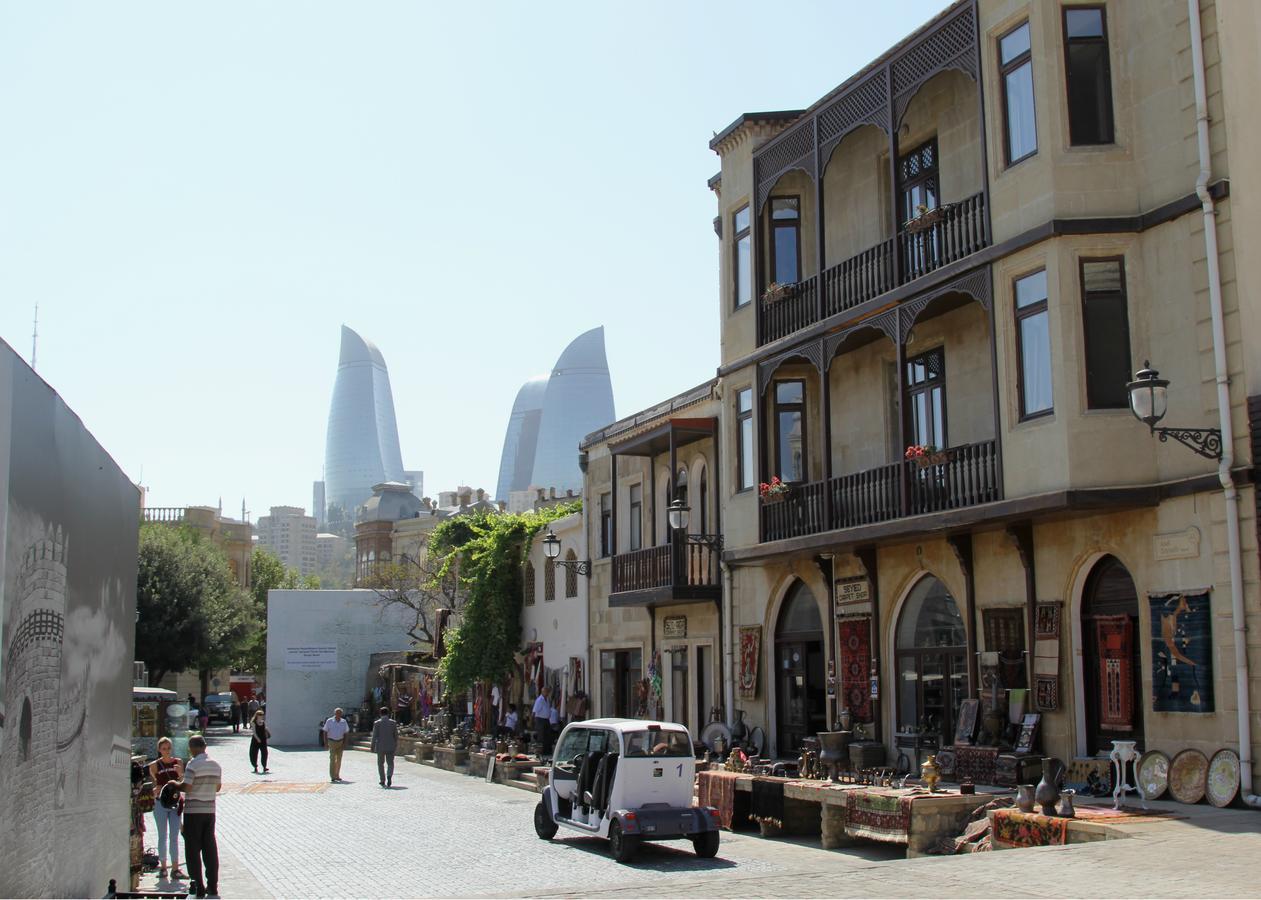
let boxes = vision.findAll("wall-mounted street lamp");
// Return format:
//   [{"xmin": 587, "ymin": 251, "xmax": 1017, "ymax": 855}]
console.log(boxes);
[
  {"xmin": 1126, "ymin": 361, "xmax": 1223, "ymax": 460},
  {"xmin": 541, "ymin": 528, "xmax": 590, "ymax": 577},
  {"xmin": 667, "ymin": 498, "xmax": 724, "ymax": 552}
]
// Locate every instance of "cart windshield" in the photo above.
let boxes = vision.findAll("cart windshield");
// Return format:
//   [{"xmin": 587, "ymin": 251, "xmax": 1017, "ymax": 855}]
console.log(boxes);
[{"xmin": 622, "ymin": 728, "xmax": 692, "ymax": 758}]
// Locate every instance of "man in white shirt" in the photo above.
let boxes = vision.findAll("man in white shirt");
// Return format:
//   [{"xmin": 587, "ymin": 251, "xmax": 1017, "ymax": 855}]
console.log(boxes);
[
  {"xmin": 322, "ymin": 707, "xmax": 352, "ymax": 783},
  {"xmin": 531, "ymin": 689, "xmax": 550, "ymax": 754},
  {"xmin": 176, "ymin": 735, "xmax": 222, "ymax": 899}
]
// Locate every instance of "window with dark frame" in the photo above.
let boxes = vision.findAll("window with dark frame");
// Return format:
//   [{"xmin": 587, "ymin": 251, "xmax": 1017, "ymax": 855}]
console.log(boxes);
[
  {"xmin": 544, "ymin": 557, "xmax": 556, "ymax": 602},
  {"xmin": 736, "ymin": 388, "xmax": 754, "ymax": 491},
  {"xmin": 1000, "ymin": 21, "xmax": 1037, "ymax": 165},
  {"xmin": 774, "ymin": 380, "xmax": 808, "ymax": 483},
  {"xmin": 905, "ymin": 347, "xmax": 947, "ymax": 449},
  {"xmin": 1063, "ymin": 6, "xmax": 1115, "ymax": 145},
  {"xmin": 1014, "ymin": 269, "xmax": 1053, "ymax": 418},
  {"xmin": 564, "ymin": 550, "xmax": 578, "ymax": 598},
  {"xmin": 1080, "ymin": 257, "xmax": 1131, "ymax": 409},
  {"xmin": 599, "ymin": 492, "xmax": 612, "ymax": 558},
  {"xmin": 898, "ymin": 139, "xmax": 939, "ymax": 224},
  {"xmin": 768, "ymin": 196, "xmax": 801, "ymax": 286},
  {"xmin": 628, "ymin": 483, "xmax": 642, "ymax": 552},
  {"xmin": 733, "ymin": 205, "xmax": 752, "ymax": 308},
  {"xmin": 523, "ymin": 560, "xmax": 535, "ymax": 606},
  {"xmin": 698, "ymin": 467, "xmax": 709, "ymax": 535}
]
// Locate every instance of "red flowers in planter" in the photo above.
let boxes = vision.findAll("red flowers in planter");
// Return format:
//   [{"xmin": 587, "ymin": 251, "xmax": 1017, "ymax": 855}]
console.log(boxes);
[{"xmin": 759, "ymin": 476, "xmax": 790, "ymax": 498}]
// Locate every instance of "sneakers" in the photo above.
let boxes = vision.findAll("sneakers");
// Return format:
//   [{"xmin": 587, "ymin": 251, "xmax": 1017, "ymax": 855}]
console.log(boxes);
[{"xmin": 263, "ymin": 768, "xmax": 270, "ymax": 773}]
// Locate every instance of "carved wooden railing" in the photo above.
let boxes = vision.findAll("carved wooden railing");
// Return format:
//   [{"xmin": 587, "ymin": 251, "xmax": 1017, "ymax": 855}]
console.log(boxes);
[
  {"xmin": 899, "ymin": 192, "xmax": 986, "ymax": 283},
  {"xmin": 822, "ymin": 237, "xmax": 897, "ymax": 319},
  {"xmin": 759, "ymin": 439, "xmax": 1001, "ymax": 543},
  {"xmin": 760, "ymin": 276, "xmax": 818, "ymax": 346},
  {"xmin": 612, "ymin": 534, "xmax": 722, "ymax": 594}
]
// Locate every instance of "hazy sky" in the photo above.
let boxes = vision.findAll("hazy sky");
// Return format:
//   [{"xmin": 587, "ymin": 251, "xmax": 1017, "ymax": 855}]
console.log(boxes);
[{"xmin": 0, "ymin": 1, "xmax": 946, "ymax": 517}]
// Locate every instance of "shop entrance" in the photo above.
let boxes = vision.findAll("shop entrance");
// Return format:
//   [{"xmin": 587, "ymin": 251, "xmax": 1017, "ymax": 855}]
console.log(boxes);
[
  {"xmin": 775, "ymin": 581, "xmax": 826, "ymax": 756},
  {"xmin": 1081, "ymin": 555, "xmax": 1144, "ymax": 755},
  {"xmin": 599, "ymin": 648, "xmax": 642, "ymax": 718},
  {"xmin": 895, "ymin": 576, "xmax": 967, "ymax": 751}
]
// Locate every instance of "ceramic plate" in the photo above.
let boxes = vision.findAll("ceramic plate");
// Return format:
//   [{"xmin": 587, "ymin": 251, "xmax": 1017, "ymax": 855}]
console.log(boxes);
[
  {"xmin": 700, "ymin": 721, "xmax": 732, "ymax": 752},
  {"xmin": 1136, "ymin": 750, "xmax": 1169, "ymax": 801},
  {"xmin": 1206, "ymin": 749, "xmax": 1240, "ymax": 808},
  {"xmin": 748, "ymin": 726, "xmax": 766, "ymax": 758},
  {"xmin": 1168, "ymin": 748, "xmax": 1209, "ymax": 804}
]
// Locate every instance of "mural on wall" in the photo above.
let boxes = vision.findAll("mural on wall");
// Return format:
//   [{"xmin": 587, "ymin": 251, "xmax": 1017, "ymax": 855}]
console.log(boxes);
[
  {"xmin": 1149, "ymin": 591, "xmax": 1214, "ymax": 713},
  {"xmin": 0, "ymin": 345, "xmax": 140, "ymax": 898}
]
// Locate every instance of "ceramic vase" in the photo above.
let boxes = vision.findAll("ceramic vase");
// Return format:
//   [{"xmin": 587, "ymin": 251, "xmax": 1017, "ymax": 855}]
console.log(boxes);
[
  {"xmin": 1058, "ymin": 788, "xmax": 1076, "ymax": 818},
  {"xmin": 1016, "ymin": 784, "xmax": 1036, "ymax": 813},
  {"xmin": 920, "ymin": 755, "xmax": 942, "ymax": 793},
  {"xmin": 817, "ymin": 731, "xmax": 851, "ymax": 782},
  {"xmin": 1035, "ymin": 757, "xmax": 1061, "ymax": 816}
]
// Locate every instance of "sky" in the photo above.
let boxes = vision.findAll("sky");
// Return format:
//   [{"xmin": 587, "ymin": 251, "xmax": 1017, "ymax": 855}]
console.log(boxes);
[{"xmin": 0, "ymin": 0, "xmax": 947, "ymax": 518}]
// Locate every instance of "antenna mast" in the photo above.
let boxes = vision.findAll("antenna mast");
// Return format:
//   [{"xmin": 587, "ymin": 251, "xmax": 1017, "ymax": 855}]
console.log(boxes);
[{"xmin": 31, "ymin": 304, "xmax": 38, "ymax": 370}]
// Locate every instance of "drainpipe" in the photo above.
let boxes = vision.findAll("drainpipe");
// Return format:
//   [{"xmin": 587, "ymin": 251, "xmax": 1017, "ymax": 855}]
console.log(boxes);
[
  {"xmin": 722, "ymin": 561, "xmax": 735, "ymax": 729},
  {"xmin": 1188, "ymin": 0, "xmax": 1260, "ymax": 808}
]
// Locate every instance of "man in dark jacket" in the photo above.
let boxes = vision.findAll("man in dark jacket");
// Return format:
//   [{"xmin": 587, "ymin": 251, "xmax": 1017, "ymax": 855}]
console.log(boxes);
[{"xmin": 371, "ymin": 707, "xmax": 400, "ymax": 788}]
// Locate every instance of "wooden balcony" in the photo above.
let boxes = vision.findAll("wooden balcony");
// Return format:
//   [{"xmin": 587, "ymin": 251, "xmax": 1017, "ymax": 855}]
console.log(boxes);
[
  {"xmin": 757, "ymin": 192, "xmax": 987, "ymax": 348},
  {"xmin": 610, "ymin": 533, "xmax": 722, "ymax": 607},
  {"xmin": 760, "ymin": 439, "xmax": 1001, "ymax": 543}
]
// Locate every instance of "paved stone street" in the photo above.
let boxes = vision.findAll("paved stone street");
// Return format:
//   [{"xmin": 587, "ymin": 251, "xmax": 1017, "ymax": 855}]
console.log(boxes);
[{"xmin": 148, "ymin": 728, "xmax": 1261, "ymax": 898}]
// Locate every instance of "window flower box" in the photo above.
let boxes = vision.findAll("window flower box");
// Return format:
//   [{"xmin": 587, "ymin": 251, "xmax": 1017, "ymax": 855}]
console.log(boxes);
[
  {"xmin": 761, "ymin": 281, "xmax": 794, "ymax": 304},
  {"xmin": 905, "ymin": 445, "xmax": 950, "ymax": 468},
  {"xmin": 759, "ymin": 477, "xmax": 791, "ymax": 503}
]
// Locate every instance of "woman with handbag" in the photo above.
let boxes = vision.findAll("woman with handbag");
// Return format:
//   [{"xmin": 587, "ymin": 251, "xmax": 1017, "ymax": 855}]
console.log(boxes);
[
  {"xmin": 148, "ymin": 737, "xmax": 185, "ymax": 880},
  {"xmin": 250, "ymin": 709, "xmax": 271, "ymax": 773}
]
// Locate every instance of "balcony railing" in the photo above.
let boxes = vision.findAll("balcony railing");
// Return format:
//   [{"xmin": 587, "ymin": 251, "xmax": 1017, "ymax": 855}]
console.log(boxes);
[
  {"xmin": 757, "ymin": 192, "xmax": 988, "ymax": 347},
  {"xmin": 612, "ymin": 533, "xmax": 722, "ymax": 595},
  {"xmin": 760, "ymin": 438, "xmax": 1001, "ymax": 543}
]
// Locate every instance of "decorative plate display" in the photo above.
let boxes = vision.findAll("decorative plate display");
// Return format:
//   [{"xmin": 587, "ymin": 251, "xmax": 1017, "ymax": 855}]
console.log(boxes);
[
  {"xmin": 1136, "ymin": 750, "xmax": 1170, "ymax": 801},
  {"xmin": 699, "ymin": 721, "xmax": 732, "ymax": 752},
  {"xmin": 1205, "ymin": 749, "xmax": 1240, "ymax": 808},
  {"xmin": 1168, "ymin": 749, "xmax": 1209, "ymax": 804},
  {"xmin": 747, "ymin": 726, "xmax": 766, "ymax": 759}
]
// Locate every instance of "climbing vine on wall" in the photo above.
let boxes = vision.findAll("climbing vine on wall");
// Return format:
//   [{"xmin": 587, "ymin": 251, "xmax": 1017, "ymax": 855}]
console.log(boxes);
[{"xmin": 433, "ymin": 502, "xmax": 580, "ymax": 692}]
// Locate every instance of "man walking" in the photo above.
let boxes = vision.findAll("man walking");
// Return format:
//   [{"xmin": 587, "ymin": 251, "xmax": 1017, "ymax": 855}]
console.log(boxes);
[
  {"xmin": 322, "ymin": 707, "xmax": 351, "ymax": 783},
  {"xmin": 371, "ymin": 706, "xmax": 399, "ymax": 787},
  {"xmin": 531, "ymin": 688, "xmax": 550, "ymax": 755},
  {"xmin": 176, "ymin": 735, "xmax": 222, "ymax": 899}
]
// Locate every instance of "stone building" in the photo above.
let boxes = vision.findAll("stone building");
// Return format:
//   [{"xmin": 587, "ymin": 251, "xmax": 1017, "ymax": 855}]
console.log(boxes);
[
  {"xmin": 256, "ymin": 505, "xmax": 318, "ymax": 577},
  {"xmin": 141, "ymin": 504, "xmax": 253, "ymax": 589},
  {"xmin": 521, "ymin": 511, "xmax": 589, "ymax": 709},
  {"xmin": 581, "ymin": 380, "xmax": 724, "ymax": 735},
  {"xmin": 699, "ymin": 0, "xmax": 1261, "ymax": 799}
]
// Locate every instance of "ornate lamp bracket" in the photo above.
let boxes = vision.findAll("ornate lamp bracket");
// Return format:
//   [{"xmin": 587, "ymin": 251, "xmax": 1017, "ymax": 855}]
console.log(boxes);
[
  {"xmin": 1153, "ymin": 426, "xmax": 1223, "ymax": 461},
  {"xmin": 555, "ymin": 558, "xmax": 592, "ymax": 578}
]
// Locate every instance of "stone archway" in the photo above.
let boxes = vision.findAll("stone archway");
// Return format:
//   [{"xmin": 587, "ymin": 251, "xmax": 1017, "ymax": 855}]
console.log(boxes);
[{"xmin": 774, "ymin": 580, "xmax": 827, "ymax": 755}]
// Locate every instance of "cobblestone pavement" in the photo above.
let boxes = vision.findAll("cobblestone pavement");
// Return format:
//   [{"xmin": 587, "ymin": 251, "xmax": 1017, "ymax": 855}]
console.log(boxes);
[{"xmin": 181, "ymin": 729, "xmax": 1260, "ymax": 898}]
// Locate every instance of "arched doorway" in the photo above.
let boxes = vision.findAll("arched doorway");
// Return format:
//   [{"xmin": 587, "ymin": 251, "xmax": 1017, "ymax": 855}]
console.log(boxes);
[
  {"xmin": 895, "ymin": 576, "xmax": 967, "ymax": 750},
  {"xmin": 1081, "ymin": 555, "xmax": 1144, "ymax": 755},
  {"xmin": 775, "ymin": 581, "xmax": 826, "ymax": 755}
]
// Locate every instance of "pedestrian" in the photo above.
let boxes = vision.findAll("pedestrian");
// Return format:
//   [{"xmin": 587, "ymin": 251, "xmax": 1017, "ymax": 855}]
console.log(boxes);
[
  {"xmin": 148, "ymin": 737, "xmax": 185, "ymax": 881},
  {"xmin": 249, "ymin": 709, "xmax": 271, "ymax": 774},
  {"xmin": 175, "ymin": 734, "xmax": 222, "ymax": 900},
  {"xmin": 396, "ymin": 686, "xmax": 414, "ymax": 726},
  {"xmin": 187, "ymin": 693, "xmax": 196, "ymax": 709},
  {"xmin": 500, "ymin": 703, "xmax": 519, "ymax": 738},
  {"xmin": 229, "ymin": 695, "xmax": 241, "ymax": 734},
  {"xmin": 247, "ymin": 696, "xmax": 260, "ymax": 722},
  {"xmin": 548, "ymin": 694, "xmax": 561, "ymax": 751},
  {"xmin": 198, "ymin": 703, "xmax": 210, "ymax": 733},
  {"xmin": 322, "ymin": 707, "xmax": 351, "ymax": 783},
  {"xmin": 371, "ymin": 706, "xmax": 399, "ymax": 788},
  {"xmin": 531, "ymin": 688, "xmax": 550, "ymax": 754}
]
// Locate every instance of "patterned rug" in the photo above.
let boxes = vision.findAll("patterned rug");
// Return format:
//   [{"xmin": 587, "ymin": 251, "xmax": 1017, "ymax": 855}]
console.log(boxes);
[
  {"xmin": 844, "ymin": 788, "xmax": 914, "ymax": 843},
  {"xmin": 1073, "ymin": 805, "xmax": 1183, "ymax": 823},
  {"xmin": 219, "ymin": 781, "xmax": 330, "ymax": 795},
  {"xmin": 751, "ymin": 776, "xmax": 785, "ymax": 828},
  {"xmin": 697, "ymin": 770, "xmax": 741, "ymax": 830},
  {"xmin": 991, "ymin": 809, "xmax": 1069, "ymax": 847}
]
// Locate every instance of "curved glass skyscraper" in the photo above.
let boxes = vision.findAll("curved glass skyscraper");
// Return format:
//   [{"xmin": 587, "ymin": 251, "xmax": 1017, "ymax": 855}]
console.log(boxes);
[
  {"xmin": 495, "ymin": 326, "xmax": 615, "ymax": 500},
  {"xmin": 324, "ymin": 326, "xmax": 407, "ymax": 516}
]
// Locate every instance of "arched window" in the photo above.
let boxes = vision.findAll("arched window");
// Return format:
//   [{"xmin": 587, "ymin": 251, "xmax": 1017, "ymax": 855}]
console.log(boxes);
[
  {"xmin": 20, "ymin": 697, "xmax": 32, "ymax": 762},
  {"xmin": 895, "ymin": 576, "xmax": 967, "ymax": 749},
  {"xmin": 697, "ymin": 465, "xmax": 709, "ymax": 535},
  {"xmin": 544, "ymin": 557, "xmax": 556, "ymax": 602},
  {"xmin": 774, "ymin": 581, "xmax": 826, "ymax": 754},
  {"xmin": 564, "ymin": 550, "xmax": 578, "ymax": 598},
  {"xmin": 523, "ymin": 560, "xmax": 536, "ymax": 606},
  {"xmin": 1081, "ymin": 554, "xmax": 1143, "ymax": 754}
]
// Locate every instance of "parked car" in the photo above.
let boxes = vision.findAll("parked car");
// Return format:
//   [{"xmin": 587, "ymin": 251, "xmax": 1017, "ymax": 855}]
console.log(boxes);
[
  {"xmin": 203, "ymin": 693, "xmax": 235, "ymax": 724},
  {"xmin": 533, "ymin": 718, "xmax": 720, "ymax": 863}
]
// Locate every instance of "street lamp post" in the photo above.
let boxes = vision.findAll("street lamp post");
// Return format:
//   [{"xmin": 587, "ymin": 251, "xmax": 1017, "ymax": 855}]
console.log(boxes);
[
  {"xmin": 1125, "ymin": 361, "xmax": 1223, "ymax": 460},
  {"xmin": 541, "ymin": 528, "xmax": 590, "ymax": 578}
]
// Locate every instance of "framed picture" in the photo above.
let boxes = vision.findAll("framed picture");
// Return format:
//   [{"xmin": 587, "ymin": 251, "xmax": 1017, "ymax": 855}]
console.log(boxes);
[
  {"xmin": 954, "ymin": 698, "xmax": 980, "ymax": 745},
  {"xmin": 1015, "ymin": 713, "xmax": 1041, "ymax": 754}
]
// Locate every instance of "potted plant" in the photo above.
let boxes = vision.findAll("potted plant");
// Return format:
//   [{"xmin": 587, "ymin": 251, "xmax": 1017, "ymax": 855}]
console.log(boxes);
[
  {"xmin": 904, "ymin": 202, "xmax": 952, "ymax": 234},
  {"xmin": 904, "ymin": 444, "xmax": 950, "ymax": 468},
  {"xmin": 759, "ymin": 477, "xmax": 791, "ymax": 504},
  {"xmin": 761, "ymin": 281, "xmax": 792, "ymax": 304}
]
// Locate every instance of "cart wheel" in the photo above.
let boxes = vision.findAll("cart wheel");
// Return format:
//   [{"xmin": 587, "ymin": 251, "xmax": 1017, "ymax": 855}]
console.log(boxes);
[
  {"xmin": 609, "ymin": 820, "xmax": 638, "ymax": 863},
  {"xmin": 534, "ymin": 801, "xmax": 558, "ymax": 840},
  {"xmin": 692, "ymin": 830, "xmax": 720, "ymax": 858}
]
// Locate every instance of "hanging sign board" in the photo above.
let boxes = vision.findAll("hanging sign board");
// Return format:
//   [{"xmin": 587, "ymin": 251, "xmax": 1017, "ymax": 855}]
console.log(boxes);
[
  {"xmin": 836, "ymin": 576, "xmax": 872, "ymax": 617},
  {"xmin": 663, "ymin": 616, "xmax": 687, "ymax": 639}
]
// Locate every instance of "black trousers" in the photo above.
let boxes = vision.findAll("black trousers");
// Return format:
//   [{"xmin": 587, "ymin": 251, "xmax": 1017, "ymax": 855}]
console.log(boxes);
[
  {"xmin": 377, "ymin": 752, "xmax": 395, "ymax": 784},
  {"xmin": 249, "ymin": 737, "xmax": 269, "ymax": 769},
  {"xmin": 182, "ymin": 813, "xmax": 218, "ymax": 893}
]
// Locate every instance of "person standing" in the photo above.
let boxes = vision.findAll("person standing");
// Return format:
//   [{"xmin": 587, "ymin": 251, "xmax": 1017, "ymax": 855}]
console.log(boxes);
[
  {"xmin": 249, "ymin": 709, "xmax": 271, "ymax": 774},
  {"xmin": 148, "ymin": 737, "xmax": 184, "ymax": 880},
  {"xmin": 396, "ymin": 687, "xmax": 414, "ymax": 726},
  {"xmin": 531, "ymin": 688, "xmax": 550, "ymax": 754},
  {"xmin": 229, "ymin": 695, "xmax": 241, "ymax": 734},
  {"xmin": 548, "ymin": 694, "xmax": 561, "ymax": 752},
  {"xmin": 176, "ymin": 735, "xmax": 222, "ymax": 900},
  {"xmin": 322, "ymin": 707, "xmax": 351, "ymax": 783},
  {"xmin": 246, "ymin": 696, "xmax": 260, "ymax": 722},
  {"xmin": 370, "ymin": 707, "xmax": 399, "ymax": 788}
]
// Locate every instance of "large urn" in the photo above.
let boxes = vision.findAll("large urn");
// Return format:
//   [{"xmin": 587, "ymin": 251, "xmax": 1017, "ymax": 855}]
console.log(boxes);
[{"xmin": 817, "ymin": 731, "xmax": 853, "ymax": 782}]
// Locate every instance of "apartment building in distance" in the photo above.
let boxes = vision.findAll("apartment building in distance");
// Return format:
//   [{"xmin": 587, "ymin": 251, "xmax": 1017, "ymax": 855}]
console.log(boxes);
[
  {"xmin": 579, "ymin": 0, "xmax": 1261, "ymax": 794},
  {"xmin": 256, "ymin": 505, "xmax": 318, "ymax": 577}
]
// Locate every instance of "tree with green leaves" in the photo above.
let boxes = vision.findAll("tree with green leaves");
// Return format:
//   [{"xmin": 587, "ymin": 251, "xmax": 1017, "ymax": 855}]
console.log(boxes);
[
  {"xmin": 135, "ymin": 523, "xmax": 259, "ymax": 694},
  {"xmin": 233, "ymin": 547, "xmax": 318, "ymax": 673},
  {"xmin": 432, "ymin": 502, "xmax": 580, "ymax": 692}
]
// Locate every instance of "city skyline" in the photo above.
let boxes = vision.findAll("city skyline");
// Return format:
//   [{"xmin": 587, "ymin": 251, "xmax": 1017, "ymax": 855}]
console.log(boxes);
[{"xmin": 0, "ymin": 1, "xmax": 948, "ymax": 515}]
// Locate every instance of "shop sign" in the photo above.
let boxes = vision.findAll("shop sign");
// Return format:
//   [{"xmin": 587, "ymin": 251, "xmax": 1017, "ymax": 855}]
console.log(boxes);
[
  {"xmin": 283, "ymin": 644, "xmax": 338, "ymax": 671},
  {"xmin": 1154, "ymin": 526, "xmax": 1201, "ymax": 561},
  {"xmin": 836, "ymin": 576, "xmax": 872, "ymax": 616},
  {"xmin": 663, "ymin": 615, "xmax": 687, "ymax": 639}
]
